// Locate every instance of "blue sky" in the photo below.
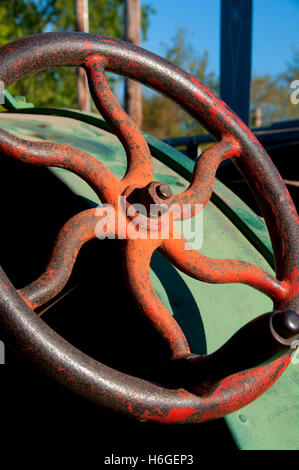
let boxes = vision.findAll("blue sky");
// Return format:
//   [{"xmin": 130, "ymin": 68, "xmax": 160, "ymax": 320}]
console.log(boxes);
[{"xmin": 141, "ymin": 0, "xmax": 299, "ymax": 77}]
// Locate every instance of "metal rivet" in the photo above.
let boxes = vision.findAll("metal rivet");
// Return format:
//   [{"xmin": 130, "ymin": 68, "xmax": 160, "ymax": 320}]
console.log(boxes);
[{"xmin": 238, "ymin": 414, "xmax": 247, "ymax": 423}]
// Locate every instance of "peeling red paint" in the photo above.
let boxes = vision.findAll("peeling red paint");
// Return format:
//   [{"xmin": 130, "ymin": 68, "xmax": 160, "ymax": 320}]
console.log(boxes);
[
  {"xmin": 0, "ymin": 32, "xmax": 297, "ymax": 424},
  {"xmin": 141, "ymin": 407, "xmax": 198, "ymax": 424}
]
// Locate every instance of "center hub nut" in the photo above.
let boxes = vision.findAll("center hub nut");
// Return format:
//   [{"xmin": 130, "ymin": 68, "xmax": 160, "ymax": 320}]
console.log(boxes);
[
  {"xmin": 145, "ymin": 181, "xmax": 173, "ymax": 218},
  {"xmin": 155, "ymin": 183, "xmax": 173, "ymax": 200},
  {"xmin": 127, "ymin": 181, "xmax": 173, "ymax": 218}
]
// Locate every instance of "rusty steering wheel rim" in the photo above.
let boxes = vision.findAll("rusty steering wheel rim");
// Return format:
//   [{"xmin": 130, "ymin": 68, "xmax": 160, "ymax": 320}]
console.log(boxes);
[{"xmin": 0, "ymin": 32, "xmax": 298, "ymax": 424}]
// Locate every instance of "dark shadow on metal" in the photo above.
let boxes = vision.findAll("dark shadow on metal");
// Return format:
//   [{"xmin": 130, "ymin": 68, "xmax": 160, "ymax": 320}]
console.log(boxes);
[{"xmin": 151, "ymin": 251, "xmax": 207, "ymax": 355}]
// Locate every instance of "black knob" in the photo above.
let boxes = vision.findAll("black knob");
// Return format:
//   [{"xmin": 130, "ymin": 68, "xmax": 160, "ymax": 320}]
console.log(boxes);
[{"xmin": 272, "ymin": 310, "xmax": 299, "ymax": 339}]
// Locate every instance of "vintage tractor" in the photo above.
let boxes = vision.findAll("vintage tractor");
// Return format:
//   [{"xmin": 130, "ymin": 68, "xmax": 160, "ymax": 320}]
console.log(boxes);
[{"xmin": 0, "ymin": 33, "xmax": 298, "ymax": 451}]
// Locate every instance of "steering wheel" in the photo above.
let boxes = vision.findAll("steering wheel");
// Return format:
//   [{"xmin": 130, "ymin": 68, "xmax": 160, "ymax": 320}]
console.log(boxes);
[{"xmin": 0, "ymin": 33, "xmax": 298, "ymax": 424}]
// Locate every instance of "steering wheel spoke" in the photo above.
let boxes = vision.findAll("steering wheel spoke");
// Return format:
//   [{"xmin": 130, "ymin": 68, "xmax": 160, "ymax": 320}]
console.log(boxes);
[
  {"xmin": 123, "ymin": 238, "xmax": 190, "ymax": 357},
  {"xmin": 160, "ymin": 234, "xmax": 289, "ymax": 307},
  {"xmin": 171, "ymin": 138, "xmax": 242, "ymax": 219},
  {"xmin": 0, "ymin": 128, "xmax": 121, "ymax": 205},
  {"xmin": 19, "ymin": 209, "xmax": 99, "ymax": 310},
  {"xmin": 84, "ymin": 54, "xmax": 153, "ymax": 189}
]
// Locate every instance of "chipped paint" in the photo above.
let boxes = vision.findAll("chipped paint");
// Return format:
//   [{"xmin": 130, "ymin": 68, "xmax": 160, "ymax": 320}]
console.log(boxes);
[{"xmin": 0, "ymin": 32, "xmax": 298, "ymax": 423}]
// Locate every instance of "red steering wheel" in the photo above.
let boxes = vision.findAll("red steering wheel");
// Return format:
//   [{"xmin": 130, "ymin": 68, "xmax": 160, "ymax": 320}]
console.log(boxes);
[{"xmin": 0, "ymin": 33, "xmax": 298, "ymax": 423}]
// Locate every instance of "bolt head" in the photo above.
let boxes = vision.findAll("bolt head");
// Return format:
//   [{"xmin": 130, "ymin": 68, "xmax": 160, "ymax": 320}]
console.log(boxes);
[{"xmin": 156, "ymin": 183, "xmax": 173, "ymax": 200}]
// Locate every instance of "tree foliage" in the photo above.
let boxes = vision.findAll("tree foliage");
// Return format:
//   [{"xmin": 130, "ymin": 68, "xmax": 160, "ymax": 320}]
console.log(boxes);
[
  {"xmin": 0, "ymin": 0, "xmax": 155, "ymax": 108},
  {"xmin": 250, "ymin": 47, "xmax": 299, "ymax": 126},
  {"xmin": 143, "ymin": 29, "xmax": 299, "ymax": 139},
  {"xmin": 143, "ymin": 28, "xmax": 219, "ymax": 139},
  {"xmin": 1, "ymin": 3, "xmax": 298, "ymax": 134}
]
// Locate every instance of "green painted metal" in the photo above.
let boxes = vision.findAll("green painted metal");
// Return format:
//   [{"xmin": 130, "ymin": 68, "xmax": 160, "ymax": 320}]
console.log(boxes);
[
  {"xmin": 0, "ymin": 111, "xmax": 298, "ymax": 450},
  {"xmin": 2, "ymin": 90, "xmax": 34, "ymax": 110},
  {"xmin": 10, "ymin": 106, "xmax": 274, "ymax": 267}
]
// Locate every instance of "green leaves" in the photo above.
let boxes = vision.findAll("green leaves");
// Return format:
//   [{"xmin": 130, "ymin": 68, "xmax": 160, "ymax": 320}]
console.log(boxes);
[
  {"xmin": 2, "ymin": 0, "xmax": 154, "ymax": 108},
  {"xmin": 250, "ymin": 47, "xmax": 299, "ymax": 126},
  {"xmin": 143, "ymin": 28, "xmax": 219, "ymax": 139}
]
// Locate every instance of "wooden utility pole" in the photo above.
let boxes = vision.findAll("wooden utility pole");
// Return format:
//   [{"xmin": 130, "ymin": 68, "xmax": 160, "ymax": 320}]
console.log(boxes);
[
  {"xmin": 125, "ymin": 0, "xmax": 143, "ymax": 128},
  {"xmin": 75, "ymin": 0, "xmax": 90, "ymax": 111},
  {"xmin": 255, "ymin": 106, "xmax": 262, "ymax": 127}
]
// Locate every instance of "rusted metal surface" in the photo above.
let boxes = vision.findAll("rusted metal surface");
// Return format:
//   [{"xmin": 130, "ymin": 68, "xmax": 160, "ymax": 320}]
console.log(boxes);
[
  {"xmin": 0, "ymin": 33, "xmax": 298, "ymax": 423},
  {"xmin": 19, "ymin": 209, "xmax": 98, "ymax": 310}
]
